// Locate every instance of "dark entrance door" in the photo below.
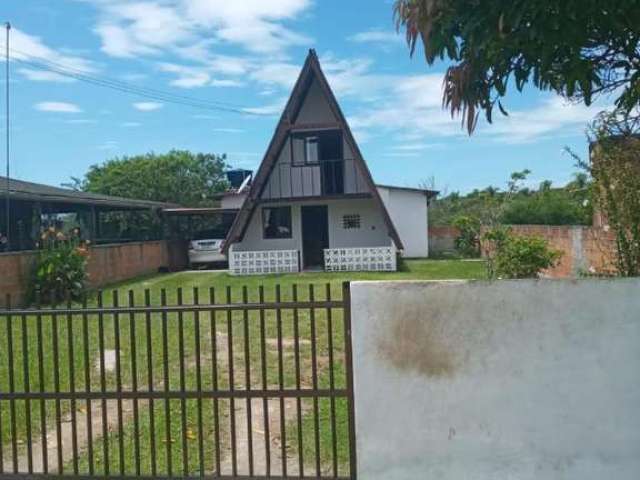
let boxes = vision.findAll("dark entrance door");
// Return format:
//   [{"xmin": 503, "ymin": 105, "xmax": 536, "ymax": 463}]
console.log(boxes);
[{"xmin": 301, "ymin": 205, "xmax": 329, "ymax": 268}]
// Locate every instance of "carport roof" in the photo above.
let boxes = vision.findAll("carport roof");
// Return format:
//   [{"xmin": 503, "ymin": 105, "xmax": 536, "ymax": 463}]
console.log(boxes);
[{"xmin": 0, "ymin": 176, "xmax": 175, "ymax": 210}]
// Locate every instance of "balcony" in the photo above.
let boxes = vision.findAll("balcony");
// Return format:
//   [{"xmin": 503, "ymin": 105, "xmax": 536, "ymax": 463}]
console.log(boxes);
[{"xmin": 261, "ymin": 158, "xmax": 371, "ymax": 200}]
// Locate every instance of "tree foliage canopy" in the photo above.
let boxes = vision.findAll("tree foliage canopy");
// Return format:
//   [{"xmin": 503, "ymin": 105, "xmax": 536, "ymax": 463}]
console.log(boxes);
[
  {"xmin": 394, "ymin": 0, "xmax": 640, "ymax": 133},
  {"xmin": 431, "ymin": 172, "xmax": 592, "ymax": 227},
  {"xmin": 79, "ymin": 150, "xmax": 229, "ymax": 207}
]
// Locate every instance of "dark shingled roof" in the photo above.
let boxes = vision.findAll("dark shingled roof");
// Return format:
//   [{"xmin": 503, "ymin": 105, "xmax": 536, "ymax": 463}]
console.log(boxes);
[{"xmin": 0, "ymin": 176, "xmax": 175, "ymax": 210}]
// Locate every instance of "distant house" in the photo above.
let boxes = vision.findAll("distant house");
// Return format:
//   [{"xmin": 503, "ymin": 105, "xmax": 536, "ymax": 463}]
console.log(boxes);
[{"xmin": 221, "ymin": 50, "xmax": 437, "ymax": 275}]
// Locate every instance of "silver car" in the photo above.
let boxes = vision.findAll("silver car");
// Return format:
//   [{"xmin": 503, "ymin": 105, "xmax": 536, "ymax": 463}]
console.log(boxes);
[{"xmin": 188, "ymin": 232, "xmax": 226, "ymax": 267}]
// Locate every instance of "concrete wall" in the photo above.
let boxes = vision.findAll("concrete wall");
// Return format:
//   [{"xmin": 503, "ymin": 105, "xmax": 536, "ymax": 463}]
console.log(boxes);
[
  {"xmin": 379, "ymin": 187, "xmax": 429, "ymax": 257},
  {"xmin": 0, "ymin": 240, "xmax": 170, "ymax": 307},
  {"xmin": 351, "ymin": 279, "xmax": 640, "ymax": 480},
  {"xmin": 232, "ymin": 198, "xmax": 392, "ymax": 253}
]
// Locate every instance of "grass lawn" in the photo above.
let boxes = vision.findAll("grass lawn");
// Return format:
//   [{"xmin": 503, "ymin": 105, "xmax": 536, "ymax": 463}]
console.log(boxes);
[{"xmin": 0, "ymin": 259, "xmax": 484, "ymax": 475}]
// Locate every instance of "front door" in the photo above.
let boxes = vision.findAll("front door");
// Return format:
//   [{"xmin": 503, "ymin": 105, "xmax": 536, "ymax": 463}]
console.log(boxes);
[{"xmin": 301, "ymin": 205, "xmax": 329, "ymax": 268}]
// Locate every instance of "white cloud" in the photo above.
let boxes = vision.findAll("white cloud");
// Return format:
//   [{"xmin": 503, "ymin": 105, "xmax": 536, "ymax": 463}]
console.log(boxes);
[
  {"xmin": 133, "ymin": 101, "xmax": 163, "ymax": 111},
  {"xmin": 479, "ymin": 97, "xmax": 600, "ymax": 144},
  {"xmin": 10, "ymin": 28, "xmax": 97, "ymax": 82},
  {"xmin": 18, "ymin": 69, "xmax": 75, "ymax": 83},
  {"xmin": 392, "ymin": 143, "xmax": 443, "ymax": 151},
  {"xmin": 97, "ymin": 140, "xmax": 119, "ymax": 150},
  {"xmin": 34, "ymin": 101, "xmax": 83, "ymax": 113},
  {"xmin": 242, "ymin": 96, "xmax": 288, "ymax": 116},
  {"xmin": 121, "ymin": 121, "xmax": 142, "ymax": 127},
  {"xmin": 348, "ymin": 30, "xmax": 403, "ymax": 44},
  {"xmin": 158, "ymin": 62, "xmax": 243, "ymax": 88},
  {"xmin": 89, "ymin": 0, "xmax": 314, "ymax": 60},
  {"xmin": 212, "ymin": 127, "xmax": 244, "ymax": 133},
  {"xmin": 94, "ymin": 2, "xmax": 192, "ymax": 58},
  {"xmin": 64, "ymin": 119, "xmax": 97, "ymax": 124},
  {"xmin": 348, "ymin": 72, "xmax": 602, "ymax": 145}
]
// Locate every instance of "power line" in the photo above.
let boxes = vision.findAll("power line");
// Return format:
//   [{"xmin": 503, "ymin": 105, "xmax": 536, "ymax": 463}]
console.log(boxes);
[{"xmin": 0, "ymin": 44, "xmax": 271, "ymax": 116}]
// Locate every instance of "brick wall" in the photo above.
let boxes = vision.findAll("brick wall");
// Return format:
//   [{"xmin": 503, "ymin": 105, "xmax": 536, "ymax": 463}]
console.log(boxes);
[
  {"xmin": 429, "ymin": 226, "xmax": 460, "ymax": 255},
  {"xmin": 481, "ymin": 225, "xmax": 617, "ymax": 278},
  {"xmin": 428, "ymin": 224, "xmax": 618, "ymax": 277},
  {"xmin": 0, "ymin": 240, "xmax": 170, "ymax": 307}
]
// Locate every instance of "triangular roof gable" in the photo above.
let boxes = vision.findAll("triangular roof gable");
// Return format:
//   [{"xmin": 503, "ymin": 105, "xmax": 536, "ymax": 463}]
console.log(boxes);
[{"xmin": 223, "ymin": 49, "xmax": 403, "ymax": 252}]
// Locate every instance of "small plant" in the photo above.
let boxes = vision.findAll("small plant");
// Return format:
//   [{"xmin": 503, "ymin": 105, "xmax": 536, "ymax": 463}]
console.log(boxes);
[
  {"xmin": 483, "ymin": 227, "xmax": 562, "ymax": 279},
  {"xmin": 29, "ymin": 227, "xmax": 90, "ymax": 304},
  {"xmin": 452, "ymin": 214, "xmax": 481, "ymax": 257}
]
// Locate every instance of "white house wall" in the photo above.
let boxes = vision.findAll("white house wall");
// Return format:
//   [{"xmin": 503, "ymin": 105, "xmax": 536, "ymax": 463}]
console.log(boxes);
[
  {"xmin": 220, "ymin": 193, "xmax": 246, "ymax": 210},
  {"xmin": 232, "ymin": 198, "xmax": 392, "ymax": 253},
  {"xmin": 378, "ymin": 187, "xmax": 429, "ymax": 257}
]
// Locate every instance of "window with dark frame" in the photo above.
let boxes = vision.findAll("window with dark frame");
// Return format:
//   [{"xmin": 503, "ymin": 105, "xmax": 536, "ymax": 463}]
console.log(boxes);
[
  {"xmin": 290, "ymin": 130, "xmax": 341, "ymax": 166},
  {"xmin": 263, "ymin": 206, "xmax": 293, "ymax": 239},
  {"xmin": 342, "ymin": 214, "xmax": 361, "ymax": 229}
]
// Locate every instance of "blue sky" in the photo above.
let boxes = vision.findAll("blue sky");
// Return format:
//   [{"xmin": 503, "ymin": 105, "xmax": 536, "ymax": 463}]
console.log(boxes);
[{"xmin": 2, "ymin": 0, "xmax": 612, "ymax": 194}]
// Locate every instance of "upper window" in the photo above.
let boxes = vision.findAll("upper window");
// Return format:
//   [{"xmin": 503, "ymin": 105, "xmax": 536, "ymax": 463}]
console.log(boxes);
[
  {"xmin": 263, "ymin": 207, "xmax": 292, "ymax": 239},
  {"xmin": 305, "ymin": 136, "xmax": 319, "ymax": 164},
  {"xmin": 291, "ymin": 130, "xmax": 341, "ymax": 166}
]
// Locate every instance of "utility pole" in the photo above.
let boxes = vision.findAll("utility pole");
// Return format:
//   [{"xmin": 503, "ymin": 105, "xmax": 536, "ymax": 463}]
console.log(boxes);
[{"xmin": 4, "ymin": 22, "xmax": 9, "ymax": 250}]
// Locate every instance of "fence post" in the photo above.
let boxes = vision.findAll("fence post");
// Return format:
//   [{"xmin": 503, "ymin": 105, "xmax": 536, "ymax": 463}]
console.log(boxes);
[{"xmin": 342, "ymin": 281, "xmax": 358, "ymax": 479}]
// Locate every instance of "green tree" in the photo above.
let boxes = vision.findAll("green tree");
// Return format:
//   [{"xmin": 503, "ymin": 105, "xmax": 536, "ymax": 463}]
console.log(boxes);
[
  {"xmin": 81, "ymin": 150, "xmax": 229, "ymax": 207},
  {"xmin": 394, "ymin": 1, "xmax": 640, "ymax": 132}
]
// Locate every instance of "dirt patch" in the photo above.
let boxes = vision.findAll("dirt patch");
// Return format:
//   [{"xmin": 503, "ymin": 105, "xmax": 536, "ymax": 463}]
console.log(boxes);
[{"xmin": 377, "ymin": 306, "xmax": 457, "ymax": 378}]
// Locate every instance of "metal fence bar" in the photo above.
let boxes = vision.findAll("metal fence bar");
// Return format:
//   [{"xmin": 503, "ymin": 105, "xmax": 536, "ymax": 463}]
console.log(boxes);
[
  {"xmin": 342, "ymin": 282, "xmax": 358, "ymax": 479},
  {"xmin": 226, "ymin": 286, "xmax": 238, "ymax": 477},
  {"xmin": 242, "ymin": 286, "xmax": 254, "ymax": 477},
  {"xmin": 0, "ymin": 283, "xmax": 356, "ymax": 480},
  {"xmin": 292, "ymin": 284, "xmax": 304, "ymax": 477},
  {"xmin": 20, "ymin": 311, "xmax": 33, "ymax": 474},
  {"xmin": 193, "ymin": 287, "xmax": 205, "ymax": 478},
  {"xmin": 128, "ymin": 290, "xmax": 141, "ymax": 477},
  {"xmin": 144, "ymin": 289, "xmax": 156, "ymax": 477},
  {"xmin": 326, "ymin": 284, "xmax": 338, "ymax": 478},
  {"xmin": 209, "ymin": 287, "xmax": 222, "ymax": 476},
  {"xmin": 35, "ymin": 297, "xmax": 48, "ymax": 475},
  {"xmin": 0, "ymin": 301, "xmax": 345, "ymax": 317},
  {"xmin": 81, "ymin": 295, "xmax": 94, "ymax": 476}
]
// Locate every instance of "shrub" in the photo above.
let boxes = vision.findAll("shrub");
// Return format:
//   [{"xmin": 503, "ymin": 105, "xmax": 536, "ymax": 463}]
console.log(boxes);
[
  {"xmin": 452, "ymin": 215, "xmax": 481, "ymax": 257},
  {"xmin": 29, "ymin": 228, "xmax": 90, "ymax": 304},
  {"xmin": 483, "ymin": 227, "xmax": 562, "ymax": 279}
]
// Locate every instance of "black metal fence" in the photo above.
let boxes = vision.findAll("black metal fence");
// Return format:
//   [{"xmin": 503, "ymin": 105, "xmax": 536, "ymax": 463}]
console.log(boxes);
[{"xmin": 0, "ymin": 283, "xmax": 356, "ymax": 479}]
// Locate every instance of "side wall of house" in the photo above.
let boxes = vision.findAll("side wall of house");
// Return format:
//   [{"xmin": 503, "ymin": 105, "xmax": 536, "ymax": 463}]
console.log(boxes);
[
  {"xmin": 230, "ymin": 198, "xmax": 392, "ymax": 253},
  {"xmin": 379, "ymin": 187, "xmax": 429, "ymax": 257},
  {"xmin": 352, "ymin": 279, "xmax": 640, "ymax": 479}
]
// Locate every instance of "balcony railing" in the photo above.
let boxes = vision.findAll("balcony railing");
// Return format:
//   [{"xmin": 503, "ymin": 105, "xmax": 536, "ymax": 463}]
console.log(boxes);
[{"xmin": 261, "ymin": 158, "xmax": 370, "ymax": 200}]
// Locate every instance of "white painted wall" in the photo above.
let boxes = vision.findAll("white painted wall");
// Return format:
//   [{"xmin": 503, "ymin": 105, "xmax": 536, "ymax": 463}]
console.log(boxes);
[
  {"xmin": 351, "ymin": 279, "xmax": 640, "ymax": 480},
  {"xmin": 378, "ymin": 186, "xmax": 429, "ymax": 257},
  {"xmin": 232, "ymin": 198, "xmax": 392, "ymax": 253},
  {"xmin": 220, "ymin": 193, "xmax": 246, "ymax": 210}
]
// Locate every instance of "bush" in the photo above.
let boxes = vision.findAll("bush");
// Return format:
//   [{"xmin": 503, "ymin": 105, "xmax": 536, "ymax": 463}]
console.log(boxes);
[
  {"xmin": 29, "ymin": 228, "xmax": 90, "ymax": 304},
  {"xmin": 452, "ymin": 215, "xmax": 481, "ymax": 257},
  {"xmin": 483, "ymin": 227, "xmax": 562, "ymax": 279}
]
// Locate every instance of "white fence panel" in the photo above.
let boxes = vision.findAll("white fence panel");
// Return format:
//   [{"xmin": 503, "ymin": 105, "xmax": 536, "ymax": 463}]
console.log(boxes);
[
  {"xmin": 324, "ymin": 246, "xmax": 396, "ymax": 272},
  {"xmin": 229, "ymin": 249, "xmax": 299, "ymax": 275}
]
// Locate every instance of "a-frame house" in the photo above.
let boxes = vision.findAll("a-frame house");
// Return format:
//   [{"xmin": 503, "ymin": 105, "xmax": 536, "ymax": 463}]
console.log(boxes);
[{"xmin": 223, "ymin": 50, "xmax": 434, "ymax": 275}]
